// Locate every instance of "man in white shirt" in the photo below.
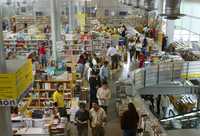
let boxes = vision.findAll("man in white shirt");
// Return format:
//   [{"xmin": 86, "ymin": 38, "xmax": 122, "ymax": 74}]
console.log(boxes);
[
  {"xmin": 161, "ymin": 95, "xmax": 170, "ymax": 118},
  {"xmin": 90, "ymin": 101, "xmax": 107, "ymax": 136},
  {"xmin": 106, "ymin": 45, "xmax": 119, "ymax": 69},
  {"xmin": 99, "ymin": 61, "xmax": 110, "ymax": 82},
  {"xmin": 106, "ymin": 45, "xmax": 117, "ymax": 57},
  {"xmin": 96, "ymin": 81, "xmax": 111, "ymax": 113}
]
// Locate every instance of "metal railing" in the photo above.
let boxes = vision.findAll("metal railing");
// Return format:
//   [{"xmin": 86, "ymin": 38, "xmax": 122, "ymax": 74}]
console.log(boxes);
[{"xmin": 129, "ymin": 61, "xmax": 200, "ymax": 94}]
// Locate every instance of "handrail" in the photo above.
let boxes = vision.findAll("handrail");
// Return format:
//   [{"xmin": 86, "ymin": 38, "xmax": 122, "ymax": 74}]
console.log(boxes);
[
  {"xmin": 116, "ymin": 61, "xmax": 200, "ymax": 135},
  {"xmin": 160, "ymin": 110, "xmax": 200, "ymax": 122},
  {"xmin": 129, "ymin": 61, "xmax": 200, "ymax": 94}
]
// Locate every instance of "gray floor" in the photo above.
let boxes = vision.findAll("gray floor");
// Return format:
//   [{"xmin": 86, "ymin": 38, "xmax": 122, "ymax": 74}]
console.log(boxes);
[{"xmin": 167, "ymin": 129, "xmax": 200, "ymax": 136}]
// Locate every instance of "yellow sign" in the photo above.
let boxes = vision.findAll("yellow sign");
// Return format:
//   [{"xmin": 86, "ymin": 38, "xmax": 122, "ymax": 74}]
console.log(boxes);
[
  {"xmin": 0, "ymin": 59, "xmax": 33, "ymax": 100},
  {"xmin": 76, "ymin": 12, "xmax": 86, "ymax": 31},
  {"xmin": 181, "ymin": 73, "xmax": 200, "ymax": 79}
]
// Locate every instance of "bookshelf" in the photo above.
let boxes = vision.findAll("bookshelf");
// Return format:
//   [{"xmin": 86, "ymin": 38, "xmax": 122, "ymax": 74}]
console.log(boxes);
[
  {"xmin": 23, "ymin": 80, "xmax": 73, "ymax": 109},
  {"xmin": 10, "ymin": 16, "xmax": 50, "ymax": 32},
  {"xmin": 23, "ymin": 80, "xmax": 88, "ymax": 109}
]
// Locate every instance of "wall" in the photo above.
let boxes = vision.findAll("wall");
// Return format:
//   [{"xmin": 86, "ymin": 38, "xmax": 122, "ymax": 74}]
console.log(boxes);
[
  {"xmin": 87, "ymin": 0, "xmax": 132, "ymax": 17},
  {"xmin": 174, "ymin": 0, "xmax": 200, "ymax": 41},
  {"xmin": 175, "ymin": 0, "xmax": 200, "ymax": 35}
]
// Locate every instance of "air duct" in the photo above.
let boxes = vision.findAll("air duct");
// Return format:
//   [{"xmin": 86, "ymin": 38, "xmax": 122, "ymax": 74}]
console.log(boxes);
[
  {"xmin": 6, "ymin": 0, "xmax": 12, "ymax": 5},
  {"xmin": 144, "ymin": 0, "xmax": 155, "ymax": 11},
  {"xmin": 133, "ymin": 0, "xmax": 140, "ymax": 8},
  {"xmin": 160, "ymin": 0, "xmax": 184, "ymax": 20},
  {"xmin": 127, "ymin": 0, "xmax": 133, "ymax": 6},
  {"xmin": 122, "ymin": 0, "xmax": 132, "ymax": 6}
]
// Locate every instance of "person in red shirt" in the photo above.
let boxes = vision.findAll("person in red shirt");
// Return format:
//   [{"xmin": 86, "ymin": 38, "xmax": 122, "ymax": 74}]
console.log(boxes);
[
  {"xmin": 138, "ymin": 52, "xmax": 145, "ymax": 68},
  {"xmin": 77, "ymin": 52, "xmax": 88, "ymax": 77},
  {"xmin": 39, "ymin": 45, "xmax": 47, "ymax": 68}
]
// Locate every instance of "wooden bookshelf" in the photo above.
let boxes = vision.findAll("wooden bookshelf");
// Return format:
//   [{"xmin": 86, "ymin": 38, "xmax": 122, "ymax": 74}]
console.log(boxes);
[{"xmin": 23, "ymin": 80, "xmax": 74, "ymax": 109}]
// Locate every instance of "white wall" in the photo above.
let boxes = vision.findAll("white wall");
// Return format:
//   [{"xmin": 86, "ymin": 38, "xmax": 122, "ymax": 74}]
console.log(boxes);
[
  {"xmin": 175, "ymin": 0, "xmax": 200, "ymax": 35},
  {"xmin": 87, "ymin": 0, "xmax": 132, "ymax": 16},
  {"xmin": 33, "ymin": 0, "xmax": 50, "ymax": 16}
]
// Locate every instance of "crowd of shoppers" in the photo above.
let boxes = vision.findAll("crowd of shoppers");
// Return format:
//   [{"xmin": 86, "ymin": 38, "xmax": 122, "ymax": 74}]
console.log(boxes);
[
  {"xmin": 73, "ymin": 24, "xmax": 145, "ymax": 136},
  {"xmin": 51, "ymin": 24, "xmax": 147, "ymax": 136}
]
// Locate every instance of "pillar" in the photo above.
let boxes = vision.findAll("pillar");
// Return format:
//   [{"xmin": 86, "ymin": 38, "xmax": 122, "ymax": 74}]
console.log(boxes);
[
  {"xmin": 50, "ymin": 0, "xmax": 58, "ymax": 61},
  {"xmin": 0, "ymin": 16, "xmax": 12, "ymax": 136},
  {"xmin": 156, "ymin": 0, "xmax": 164, "ymax": 14},
  {"xmin": 55, "ymin": 0, "xmax": 61, "ymax": 41},
  {"xmin": 85, "ymin": 0, "xmax": 88, "ymax": 32},
  {"xmin": 68, "ymin": 0, "xmax": 75, "ymax": 33},
  {"xmin": 166, "ymin": 20, "xmax": 175, "ymax": 45},
  {"xmin": 76, "ymin": 1, "xmax": 81, "ymax": 13}
]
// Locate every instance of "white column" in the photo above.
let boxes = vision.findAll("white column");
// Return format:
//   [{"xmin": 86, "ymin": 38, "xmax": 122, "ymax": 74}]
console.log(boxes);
[
  {"xmin": 55, "ymin": 0, "xmax": 61, "ymax": 41},
  {"xmin": 166, "ymin": 20, "xmax": 175, "ymax": 45},
  {"xmin": 0, "ymin": 16, "xmax": 12, "ymax": 136},
  {"xmin": 156, "ymin": 0, "xmax": 164, "ymax": 14},
  {"xmin": 0, "ymin": 18, "xmax": 6, "ymax": 71},
  {"xmin": 68, "ymin": 0, "xmax": 74, "ymax": 33},
  {"xmin": 50, "ymin": 0, "xmax": 57, "ymax": 61},
  {"xmin": 76, "ymin": 1, "xmax": 81, "ymax": 13}
]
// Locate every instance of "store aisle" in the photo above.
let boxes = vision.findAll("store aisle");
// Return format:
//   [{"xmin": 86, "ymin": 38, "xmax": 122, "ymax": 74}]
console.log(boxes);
[
  {"xmin": 105, "ymin": 52, "xmax": 134, "ymax": 136},
  {"xmin": 105, "ymin": 69, "xmax": 122, "ymax": 136}
]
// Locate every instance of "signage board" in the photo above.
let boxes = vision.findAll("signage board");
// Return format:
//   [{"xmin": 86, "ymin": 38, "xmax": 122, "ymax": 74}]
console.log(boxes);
[{"xmin": 0, "ymin": 59, "xmax": 33, "ymax": 105}]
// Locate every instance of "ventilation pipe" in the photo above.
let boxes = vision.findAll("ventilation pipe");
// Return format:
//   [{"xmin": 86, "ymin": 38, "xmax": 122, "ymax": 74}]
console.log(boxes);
[
  {"xmin": 6, "ymin": 0, "xmax": 12, "ymax": 5},
  {"xmin": 160, "ymin": 0, "xmax": 184, "ymax": 19},
  {"xmin": 144, "ymin": 0, "xmax": 156, "ymax": 11},
  {"xmin": 133, "ymin": 0, "xmax": 140, "ymax": 8},
  {"xmin": 123, "ymin": 0, "xmax": 131, "ymax": 5},
  {"xmin": 127, "ymin": 0, "xmax": 133, "ymax": 6}
]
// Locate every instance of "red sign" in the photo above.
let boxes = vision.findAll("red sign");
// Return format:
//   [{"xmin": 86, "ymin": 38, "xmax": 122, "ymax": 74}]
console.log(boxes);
[{"xmin": 80, "ymin": 34, "xmax": 91, "ymax": 42}]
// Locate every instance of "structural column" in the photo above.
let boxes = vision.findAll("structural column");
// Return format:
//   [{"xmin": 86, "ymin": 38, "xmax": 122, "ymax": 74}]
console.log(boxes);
[
  {"xmin": 68, "ymin": 0, "xmax": 75, "ymax": 33},
  {"xmin": 0, "ymin": 16, "xmax": 12, "ymax": 136},
  {"xmin": 156, "ymin": 0, "xmax": 164, "ymax": 14},
  {"xmin": 50, "ymin": 0, "xmax": 59, "ymax": 62},
  {"xmin": 166, "ymin": 20, "xmax": 175, "ymax": 45},
  {"xmin": 55, "ymin": 0, "xmax": 61, "ymax": 41}
]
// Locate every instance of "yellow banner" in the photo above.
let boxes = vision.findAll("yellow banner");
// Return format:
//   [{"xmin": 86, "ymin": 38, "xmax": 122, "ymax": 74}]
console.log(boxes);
[
  {"xmin": 181, "ymin": 73, "xmax": 200, "ymax": 79},
  {"xmin": 0, "ymin": 60, "xmax": 33, "ymax": 100},
  {"xmin": 76, "ymin": 12, "xmax": 86, "ymax": 32}
]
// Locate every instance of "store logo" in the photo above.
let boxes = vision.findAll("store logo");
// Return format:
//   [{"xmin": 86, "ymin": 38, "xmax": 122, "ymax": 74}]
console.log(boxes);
[{"xmin": 0, "ymin": 100, "xmax": 16, "ymax": 106}]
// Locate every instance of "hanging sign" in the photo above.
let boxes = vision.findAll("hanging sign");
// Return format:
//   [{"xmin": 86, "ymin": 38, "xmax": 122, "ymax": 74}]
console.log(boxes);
[
  {"xmin": 80, "ymin": 34, "xmax": 91, "ymax": 42},
  {"xmin": 75, "ymin": 12, "xmax": 86, "ymax": 31},
  {"xmin": 0, "ymin": 59, "xmax": 33, "ymax": 106}
]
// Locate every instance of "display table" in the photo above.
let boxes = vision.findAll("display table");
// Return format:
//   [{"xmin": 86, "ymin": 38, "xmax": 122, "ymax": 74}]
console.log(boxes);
[{"xmin": 14, "ymin": 128, "xmax": 49, "ymax": 136}]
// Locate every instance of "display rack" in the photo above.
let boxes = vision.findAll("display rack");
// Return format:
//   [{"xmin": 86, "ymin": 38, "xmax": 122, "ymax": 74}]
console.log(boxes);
[
  {"xmin": 115, "ymin": 81, "xmax": 167, "ymax": 136},
  {"xmin": 23, "ymin": 80, "xmax": 73, "ymax": 109},
  {"xmin": 22, "ymin": 79, "xmax": 89, "ymax": 109},
  {"xmin": 10, "ymin": 16, "xmax": 50, "ymax": 32}
]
